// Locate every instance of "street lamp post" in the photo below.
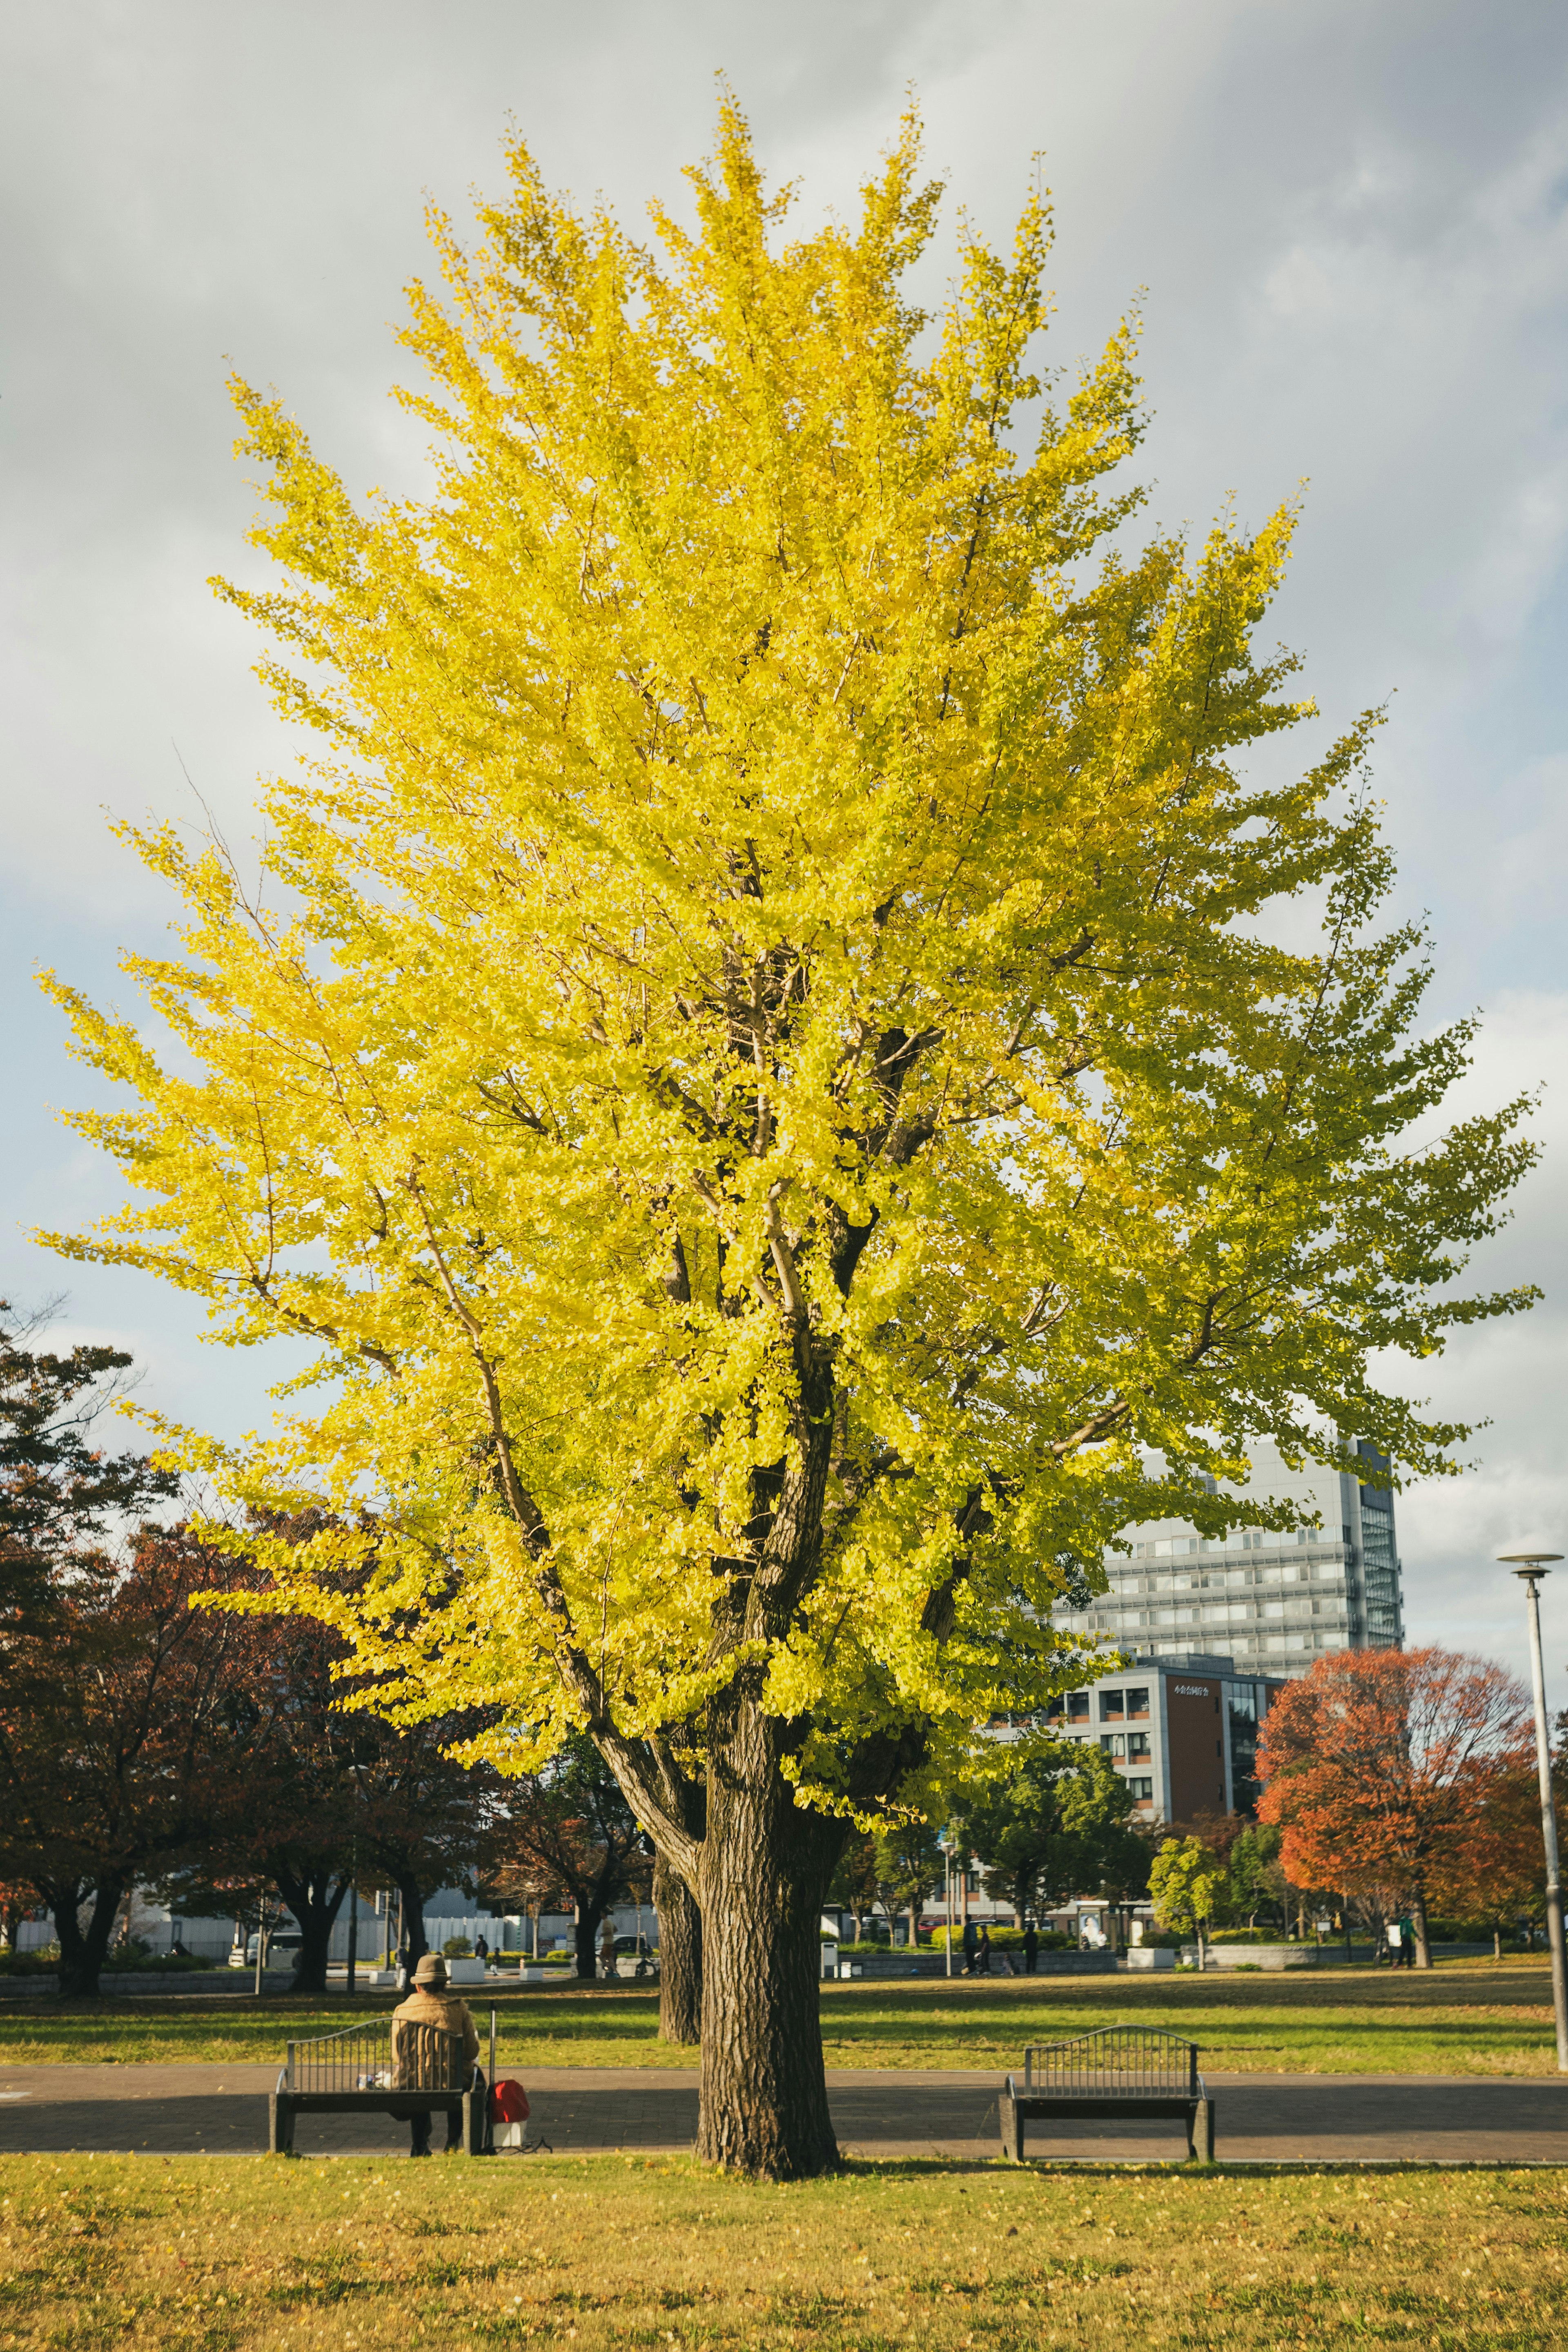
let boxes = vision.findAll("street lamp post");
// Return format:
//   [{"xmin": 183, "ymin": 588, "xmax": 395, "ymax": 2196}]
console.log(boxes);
[
  {"xmin": 939, "ymin": 1835, "xmax": 954, "ymax": 1979},
  {"xmin": 1500, "ymin": 1551, "xmax": 1568, "ymax": 2072}
]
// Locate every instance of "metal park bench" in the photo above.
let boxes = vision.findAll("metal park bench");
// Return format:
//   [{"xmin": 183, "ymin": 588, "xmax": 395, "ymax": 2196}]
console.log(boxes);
[
  {"xmin": 269, "ymin": 2018, "xmax": 487, "ymax": 2156},
  {"xmin": 1001, "ymin": 2027, "xmax": 1214, "ymax": 2163}
]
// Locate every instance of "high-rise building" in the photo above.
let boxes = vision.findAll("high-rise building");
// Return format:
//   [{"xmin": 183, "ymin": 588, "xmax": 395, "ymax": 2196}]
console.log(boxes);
[{"xmin": 1052, "ymin": 1438, "xmax": 1405, "ymax": 1682}]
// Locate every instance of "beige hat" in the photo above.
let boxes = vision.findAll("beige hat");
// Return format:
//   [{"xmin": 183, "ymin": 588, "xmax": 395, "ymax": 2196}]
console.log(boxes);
[{"xmin": 413, "ymin": 1952, "xmax": 449, "ymax": 1989}]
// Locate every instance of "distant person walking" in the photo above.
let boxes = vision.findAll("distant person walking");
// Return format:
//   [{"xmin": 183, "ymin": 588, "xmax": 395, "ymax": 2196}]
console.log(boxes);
[
  {"xmin": 600, "ymin": 1921, "xmax": 618, "ymax": 1980},
  {"xmin": 1398, "ymin": 1914, "xmax": 1417, "ymax": 1969},
  {"xmin": 474, "ymin": 1933, "xmax": 489, "ymax": 1966},
  {"xmin": 961, "ymin": 1918, "xmax": 979, "ymax": 1976},
  {"xmin": 977, "ymin": 1926, "xmax": 992, "ymax": 1976},
  {"xmin": 1022, "ymin": 1922, "xmax": 1039, "ymax": 1975}
]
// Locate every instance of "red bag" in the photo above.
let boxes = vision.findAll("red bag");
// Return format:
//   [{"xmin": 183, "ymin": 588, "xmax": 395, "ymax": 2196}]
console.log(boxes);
[{"xmin": 489, "ymin": 2078, "xmax": 530, "ymax": 2123}]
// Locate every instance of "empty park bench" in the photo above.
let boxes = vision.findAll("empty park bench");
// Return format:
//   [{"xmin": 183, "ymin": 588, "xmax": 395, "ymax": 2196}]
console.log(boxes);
[
  {"xmin": 1001, "ymin": 2027, "xmax": 1214, "ymax": 2164},
  {"xmin": 270, "ymin": 2018, "xmax": 487, "ymax": 2156}
]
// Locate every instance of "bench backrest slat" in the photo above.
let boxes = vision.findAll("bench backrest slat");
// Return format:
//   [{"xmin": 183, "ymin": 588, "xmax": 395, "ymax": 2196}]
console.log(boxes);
[
  {"xmin": 288, "ymin": 2017, "xmax": 395, "ymax": 2095},
  {"xmin": 285, "ymin": 2015, "xmax": 467, "ymax": 2094},
  {"xmin": 1022, "ymin": 2026, "xmax": 1198, "ymax": 2096},
  {"xmin": 392, "ymin": 2020, "xmax": 466, "ymax": 2090}
]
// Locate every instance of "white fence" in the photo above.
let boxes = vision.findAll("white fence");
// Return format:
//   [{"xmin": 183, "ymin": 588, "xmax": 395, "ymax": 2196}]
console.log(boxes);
[{"xmin": 10, "ymin": 1900, "xmax": 661, "ymax": 1963}]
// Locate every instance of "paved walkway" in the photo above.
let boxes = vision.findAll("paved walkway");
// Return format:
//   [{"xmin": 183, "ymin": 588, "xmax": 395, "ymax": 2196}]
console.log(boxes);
[{"xmin": 0, "ymin": 2065, "xmax": 1565, "ymax": 2163}]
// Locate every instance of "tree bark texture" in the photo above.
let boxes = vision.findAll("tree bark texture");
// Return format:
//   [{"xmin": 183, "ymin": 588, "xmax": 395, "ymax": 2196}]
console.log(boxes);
[
  {"xmin": 1412, "ymin": 1886, "xmax": 1432, "ymax": 1969},
  {"xmin": 49, "ymin": 1878, "xmax": 123, "ymax": 1998},
  {"xmin": 694, "ymin": 1713, "xmax": 845, "ymax": 2179},
  {"xmin": 655, "ymin": 1851, "xmax": 702, "ymax": 2045}
]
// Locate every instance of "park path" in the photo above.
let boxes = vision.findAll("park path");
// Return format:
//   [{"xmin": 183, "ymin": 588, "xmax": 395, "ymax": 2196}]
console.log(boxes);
[{"xmin": 0, "ymin": 2064, "xmax": 1564, "ymax": 2164}]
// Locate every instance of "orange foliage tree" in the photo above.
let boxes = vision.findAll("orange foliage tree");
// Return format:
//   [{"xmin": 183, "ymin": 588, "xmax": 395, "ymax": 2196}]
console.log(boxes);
[
  {"xmin": 1256, "ymin": 1647, "xmax": 1531, "ymax": 1965},
  {"xmin": 1424, "ymin": 1750, "xmax": 1547, "ymax": 1953}
]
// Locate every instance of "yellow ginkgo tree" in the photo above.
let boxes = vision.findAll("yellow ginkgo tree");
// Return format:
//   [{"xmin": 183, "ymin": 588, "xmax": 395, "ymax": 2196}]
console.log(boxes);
[{"xmin": 43, "ymin": 100, "xmax": 1535, "ymax": 2176}]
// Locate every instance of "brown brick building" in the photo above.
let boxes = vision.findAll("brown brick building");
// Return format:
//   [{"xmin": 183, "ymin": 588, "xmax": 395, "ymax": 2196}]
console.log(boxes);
[{"xmin": 1042, "ymin": 1650, "xmax": 1287, "ymax": 1822}]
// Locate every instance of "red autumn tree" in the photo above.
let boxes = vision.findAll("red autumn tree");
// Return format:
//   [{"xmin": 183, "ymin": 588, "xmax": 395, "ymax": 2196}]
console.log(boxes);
[
  {"xmin": 0, "ymin": 1526, "xmax": 264, "ymax": 1996},
  {"xmin": 168, "ymin": 1606, "xmax": 505, "ymax": 1993},
  {"xmin": 1425, "ymin": 1749, "xmax": 1548, "ymax": 1953},
  {"xmin": 1256, "ymin": 1647, "xmax": 1532, "ymax": 1966},
  {"xmin": 485, "ymin": 1733, "xmax": 651, "ymax": 1981}
]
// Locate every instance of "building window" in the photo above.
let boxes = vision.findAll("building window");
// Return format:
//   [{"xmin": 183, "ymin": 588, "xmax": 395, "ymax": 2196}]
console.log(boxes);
[
  {"xmin": 1127, "ymin": 1777, "xmax": 1154, "ymax": 1801},
  {"xmin": 1224, "ymin": 1681, "xmax": 1262, "ymax": 1813},
  {"xmin": 1128, "ymin": 1731, "xmax": 1151, "ymax": 1760},
  {"xmin": 1067, "ymin": 1691, "xmax": 1089, "ymax": 1721},
  {"xmin": 1101, "ymin": 1733, "xmax": 1126, "ymax": 1759},
  {"xmin": 1126, "ymin": 1686, "xmax": 1149, "ymax": 1719},
  {"xmin": 1099, "ymin": 1690, "xmax": 1124, "ymax": 1722}
]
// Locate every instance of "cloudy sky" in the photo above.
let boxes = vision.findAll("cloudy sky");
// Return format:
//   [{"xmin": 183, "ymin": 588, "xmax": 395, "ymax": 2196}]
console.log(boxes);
[{"xmin": 4, "ymin": 0, "xmax": 1566, "ymax": 1692}]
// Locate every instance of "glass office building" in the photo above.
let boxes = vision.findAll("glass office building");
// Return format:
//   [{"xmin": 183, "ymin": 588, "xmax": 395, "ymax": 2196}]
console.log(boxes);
[{"xmin": 1052, "ymin": 1438, "xmax": 1405, "ymax": 1682}]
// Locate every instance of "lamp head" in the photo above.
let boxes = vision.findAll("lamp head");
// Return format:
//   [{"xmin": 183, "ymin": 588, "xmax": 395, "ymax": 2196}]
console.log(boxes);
[{"xmin": 1500, "ymin": 1551, "xmax": 1562, "ymax": 1581}]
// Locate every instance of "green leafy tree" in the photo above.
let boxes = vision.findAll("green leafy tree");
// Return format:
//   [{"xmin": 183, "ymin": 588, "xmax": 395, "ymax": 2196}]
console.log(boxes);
[
  {"xmin": 1149, "ymin": 1835, "xmax": 1226, "ymax": 1968},
  {"xmin": 0, "ymin": 1302, "xmax": 174, "ymax": 1622},
  {"xmin": 871, "ymin": 1820, "xmax": 945, "ymax": 1946},
  {"xmin": 827, "ymin": 1835, "xmax": 883, "ymax": 1946},
  {"xmin": 961, "ymin": 1743, "xmax": 1145, "ymax": 1927},
  {"xmin": 1227, "ymin": 1822, "xmax": 1287, "ymax": 1933}
]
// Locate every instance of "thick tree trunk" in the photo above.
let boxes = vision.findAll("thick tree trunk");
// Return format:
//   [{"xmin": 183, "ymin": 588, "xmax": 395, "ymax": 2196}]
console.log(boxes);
[
  {"xmin": 272, "ymin": 1862, "xmax": 350, "ymax": 1995},
  {"xmin": 573, "ymin": 1908, "xmax": 601, "ymax": 1980},
  {"xmin": 695, "ymin": 1735, "xmax": 845, "ymax": 2180},
  {"xmin": 655, "ymin": 1851, "xmax": 702, "ymax": 2044},
  {"xmin": 394, "ymin": 1876, "xmax": 428, "ymax": 1969},
  {"xmin": 51, "ymin": 1879, "xmax": 123, "ymax": 1998}
]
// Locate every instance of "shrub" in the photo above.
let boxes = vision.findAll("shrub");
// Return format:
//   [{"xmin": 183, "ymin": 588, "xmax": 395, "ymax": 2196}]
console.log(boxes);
[
  {"xmin": 925, "ymin": 1924, "xmax": 1074, "ymax": 1953},
  {"xmin": 442, "ymin": 1936, "xmax": 473, "ymax": 1958}
]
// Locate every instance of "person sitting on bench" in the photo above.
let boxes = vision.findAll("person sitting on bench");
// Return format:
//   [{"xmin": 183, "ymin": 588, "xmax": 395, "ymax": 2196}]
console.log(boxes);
[{"xmin": 392, "ymin": 1952, "xmax": 480, "ymax": 2156}]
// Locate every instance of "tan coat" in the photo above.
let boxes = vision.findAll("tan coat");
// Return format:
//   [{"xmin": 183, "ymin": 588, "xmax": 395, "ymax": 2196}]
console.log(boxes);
[{"xmin": 390, "ymin": 1984, "xmax": 479, "ymax": 2087}]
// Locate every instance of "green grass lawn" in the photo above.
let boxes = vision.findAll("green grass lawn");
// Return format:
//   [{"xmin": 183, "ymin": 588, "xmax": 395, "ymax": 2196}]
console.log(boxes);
[
  {"xmin": 0, "ymin": 1960, "xmax": 1557, "ymax": 2076},
  {"xmin": 2, "ymin": 2149, "xmax": 1563, "ymax": 2348}
]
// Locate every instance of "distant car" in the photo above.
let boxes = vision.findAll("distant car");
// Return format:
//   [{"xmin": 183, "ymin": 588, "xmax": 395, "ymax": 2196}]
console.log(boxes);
[{"xmin": 239, "ymin": 1929, "xmax": 302, "ymax": 1969}]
